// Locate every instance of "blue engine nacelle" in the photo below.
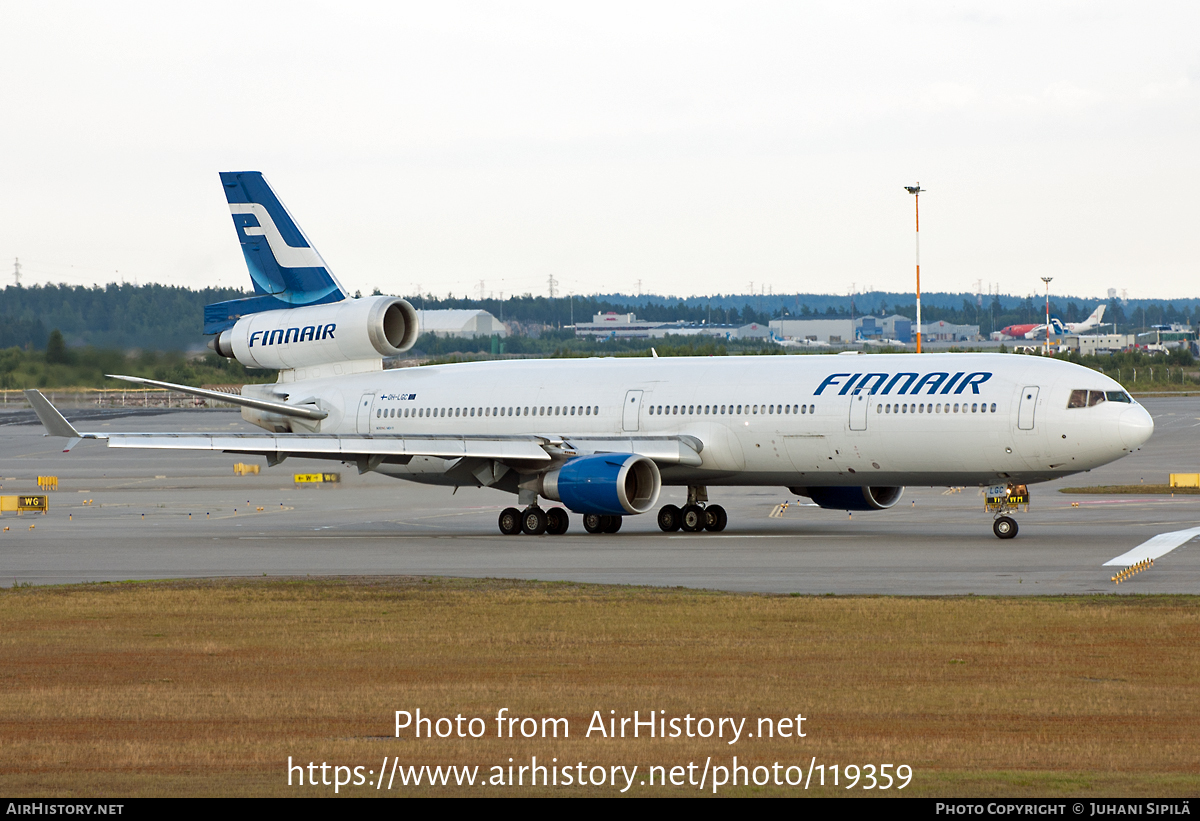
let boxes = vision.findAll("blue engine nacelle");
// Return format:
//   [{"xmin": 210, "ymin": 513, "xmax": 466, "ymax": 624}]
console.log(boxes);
[
  {"xmin": 790, "ymin": 486, "xmax": 904, "ymax": 511},
  {"xmin": 541, "ymin": 453, "xmax": 662, "ymax": 516}
]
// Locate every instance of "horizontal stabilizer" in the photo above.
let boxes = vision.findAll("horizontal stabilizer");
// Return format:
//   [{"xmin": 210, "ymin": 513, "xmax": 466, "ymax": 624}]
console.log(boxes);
[
  {"xmin": 105, "ymin": 374, "xmax": 328, "ymax": 421},
  {"xmin": 203, "ymin": 294, "xmax": 305, "ymax": 335},
  {"xmin": 24, "ymin": 390, "xmax": 82, "ymax": 443}
]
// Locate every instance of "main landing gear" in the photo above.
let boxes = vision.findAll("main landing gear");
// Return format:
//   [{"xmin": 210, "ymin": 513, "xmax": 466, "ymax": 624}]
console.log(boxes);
[
  {"xmin": 497, "ymin": 485, "xmax": 731, "ymax": 536},
  {"xmin": 498, "ymin": 506, "xmax": 571, "ymax": 536},
  {"xmin": 582, "ymin": 514, "xmax": 623, "ymax": 534},
  {"xmin": 657, "ymin": 485, "xmax": 728, "ymax": 533}
]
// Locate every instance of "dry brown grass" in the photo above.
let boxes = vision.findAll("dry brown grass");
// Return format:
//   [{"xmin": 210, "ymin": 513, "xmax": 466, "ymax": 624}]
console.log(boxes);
[
  {"xmin": 1, "ymin": 577, "xmax": 1198, "ymax": 797},
  {"xmin": 1059, "ymin": 485, "xmax": 1200, "ymax": 495}
]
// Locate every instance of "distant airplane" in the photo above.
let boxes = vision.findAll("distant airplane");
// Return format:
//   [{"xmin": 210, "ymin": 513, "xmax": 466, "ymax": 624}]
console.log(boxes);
[
  {"xmin": 24, "ymin": 173, "xmax": 1154, "ymax": 541},
  {"xmin": 999, "ymin": 318, "xmax": 1067, "ymax": 340},
  {"xmin": 999, "ymin": 305, "xmax": 1107, "ymax": 340},
  {"xmin": 771, "ymin": 335, "xmax": 830, "ymax": 349},
  {"xmin": 1064, "ymin": 305, "xmax": 1107, "ymax": 333}
]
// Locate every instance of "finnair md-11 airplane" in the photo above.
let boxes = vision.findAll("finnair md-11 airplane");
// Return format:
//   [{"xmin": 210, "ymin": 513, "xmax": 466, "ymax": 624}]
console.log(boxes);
[{"xmin": 26, "ymin": 173, "xmax": 1154, "ymax": 540}]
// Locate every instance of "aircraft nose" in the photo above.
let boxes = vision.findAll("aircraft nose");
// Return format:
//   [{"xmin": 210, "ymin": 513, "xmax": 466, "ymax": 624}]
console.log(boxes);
[{"xmin": 1118, "ymin": 405, "xmax": 1154, "ymax": 450}]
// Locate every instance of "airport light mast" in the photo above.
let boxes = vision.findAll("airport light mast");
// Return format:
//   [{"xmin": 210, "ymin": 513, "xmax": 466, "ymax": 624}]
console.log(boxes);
[
  {"xmin": 904, "ymin": 184, "xmax": 925, "ymax": 352},
  {"xmin": 1041, "ymin": 276, "xmax": 1053, "ymax": 354}
]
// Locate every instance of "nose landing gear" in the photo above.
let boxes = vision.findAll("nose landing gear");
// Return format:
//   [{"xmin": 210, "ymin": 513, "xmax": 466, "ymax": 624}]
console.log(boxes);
[
  {"xmin": 993, "ymin": 516, "xmax": 1018, "ymax": 539},
  {"xmin": 985, "ymin": 483, "xmax": 1029, "ymax": 539}
]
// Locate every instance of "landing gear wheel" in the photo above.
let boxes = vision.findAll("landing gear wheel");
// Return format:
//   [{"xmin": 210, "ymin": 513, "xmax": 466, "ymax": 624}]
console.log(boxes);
[
  {"xmin": 498, "ymin": 507, "xmax": 522, "ymax": 535},
  {"xmin": 583, "ymin": 513, "xmax": 605, "ymax": 534},
  {"xmin": 657, "ymin": 504, "xmax": 682, "ymax": 532},
  {"xmin": 602, "ymin": 515, "xmax": 622, "ymax": 533},
  {"xmin": 681, "ymin": 504, "xmax": 706, "ymax": 533},
  {"xmin": 704, "ymin": 504, "xmax": 728, "ymax": 532},
  {"xmin": 545, "ymin": 507, "xmax": 570, "ymax": 535},
  {"xmin": 521, "ymin": 506, "xmax": 548, "ymax": 536},
  {"xmin": 993, "ymin": 516, "xmax": 1018, "ymax": 539}
]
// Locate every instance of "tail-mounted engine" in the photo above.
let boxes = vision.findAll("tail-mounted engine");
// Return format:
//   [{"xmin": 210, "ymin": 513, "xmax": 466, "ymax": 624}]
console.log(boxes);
[
  {"xmin": 790, "ymin": 486, "xmax": 904, "ymax": 511},
  {"xmin": 210, "ymin": 296, "xmax": 419, "ymax": 370}
]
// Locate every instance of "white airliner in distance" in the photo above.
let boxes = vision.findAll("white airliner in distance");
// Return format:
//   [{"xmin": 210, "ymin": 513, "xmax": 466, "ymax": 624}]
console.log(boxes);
[
  {"xmin": 771, "ymin": 335, "xmax": 830, "ymax": 349},
  {"xmin": 1065, "ymin": 304, "xmax": 1107, "ymax": 333},
  {"xmin": 999, "ymin": 305, "xmax": 1108, "ymax": 340},
  {"xmin": 25, "ymin": 173, "xmax": 1154, "ymax": 540}
]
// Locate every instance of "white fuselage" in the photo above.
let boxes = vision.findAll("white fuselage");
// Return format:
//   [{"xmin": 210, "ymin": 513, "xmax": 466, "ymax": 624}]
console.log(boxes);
[{"xmin": 244, "ymin": 352, "xmax": 1153, "ymax": 490}]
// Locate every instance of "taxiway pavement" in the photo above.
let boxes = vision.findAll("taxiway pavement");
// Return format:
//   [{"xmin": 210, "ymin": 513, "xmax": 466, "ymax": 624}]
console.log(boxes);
[{"xmin": 1, "ymin": 397, "xmax": 1197, "ymax": 594}]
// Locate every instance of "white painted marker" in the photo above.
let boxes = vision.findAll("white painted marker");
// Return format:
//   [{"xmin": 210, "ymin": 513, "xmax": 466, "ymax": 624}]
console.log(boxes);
[{"xmin": 1103, "ymin": 525, "xmax": 1200, "ymax": 567}]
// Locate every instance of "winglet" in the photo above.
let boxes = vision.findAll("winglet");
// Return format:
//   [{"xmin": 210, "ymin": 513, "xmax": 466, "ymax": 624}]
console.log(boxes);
[{"xmin": 24, "ymin": 390, "xmax": 82, "ymax": 446}]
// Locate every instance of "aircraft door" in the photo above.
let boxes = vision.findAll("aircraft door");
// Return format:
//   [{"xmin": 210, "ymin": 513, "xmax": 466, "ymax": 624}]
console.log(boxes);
[
  {"xmin": 356, "ymin": 393, "xmax": 376, "ymax": 435},
  {"xmin": 848, "ymin": 393, "xmax": 868, "ymax": 431},
  {"xmin": 1018, "ymin": 386, "xmax": 1039, "ymax": 430},
  {"xmin": 622, "ymin": 390, "xmax": 644, "ymax": 432}
]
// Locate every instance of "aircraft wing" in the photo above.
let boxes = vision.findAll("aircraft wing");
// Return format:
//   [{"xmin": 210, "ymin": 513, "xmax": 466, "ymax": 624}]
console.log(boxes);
[
  {"xmin": 22, "ymin": 390, "xmax": 703, "ymax": 467},
  {"xmin": 100, "ymin": 432, "xmax": 553, "ymax": 463}
]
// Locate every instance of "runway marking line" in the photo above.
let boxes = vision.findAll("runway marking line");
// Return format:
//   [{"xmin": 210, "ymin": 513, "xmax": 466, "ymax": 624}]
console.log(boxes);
[{"xmin": 1104, "ymin": 525, "xmax": 1200, "ymax": 567}]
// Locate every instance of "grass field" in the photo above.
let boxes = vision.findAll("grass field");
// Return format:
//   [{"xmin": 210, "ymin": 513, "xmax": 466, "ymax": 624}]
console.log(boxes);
[
  {"xmin": 1059, "ymin": 485, "xmax": 1200, "ymax": 495},
  {"xmin": 1, "ymin": 577, "xmax": 1198, "ymax": 797}
]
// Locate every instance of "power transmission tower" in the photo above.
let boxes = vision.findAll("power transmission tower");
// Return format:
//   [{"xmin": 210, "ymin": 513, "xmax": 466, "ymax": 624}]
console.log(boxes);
[
  {"xmin": 547, "ymin": 274, "xmax": 559, "ymax": 299},
  {"xmin": 477, "ymin": 280, "xmax": 486, "ymax": 302},
  {"xmin": 12, "ymin": 258, "xmax": 21, "ymax": 286}
]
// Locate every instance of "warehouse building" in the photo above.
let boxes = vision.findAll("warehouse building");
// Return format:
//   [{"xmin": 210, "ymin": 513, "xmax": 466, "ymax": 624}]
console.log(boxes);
[{"xmin": 416, "ymin": 309, "xmax": 507, "ymax": 338}]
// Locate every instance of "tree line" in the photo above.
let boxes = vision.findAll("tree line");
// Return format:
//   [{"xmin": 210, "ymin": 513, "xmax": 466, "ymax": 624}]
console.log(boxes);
[{"xmin": 3, "ymin": 282, "xmax": 1199, "ymax": 352}]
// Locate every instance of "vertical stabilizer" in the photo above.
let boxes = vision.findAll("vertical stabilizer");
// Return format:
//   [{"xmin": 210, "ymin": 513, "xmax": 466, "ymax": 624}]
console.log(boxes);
[{"xmin": 219, "ymin": 171, "xmax": 347, "ymax": 307}]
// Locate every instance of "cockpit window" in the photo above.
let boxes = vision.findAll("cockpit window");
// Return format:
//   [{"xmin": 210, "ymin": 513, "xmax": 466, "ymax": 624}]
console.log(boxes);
[{"xmin": 1068, "ymin": 389, "xmax": 1127, "ymax": 408}]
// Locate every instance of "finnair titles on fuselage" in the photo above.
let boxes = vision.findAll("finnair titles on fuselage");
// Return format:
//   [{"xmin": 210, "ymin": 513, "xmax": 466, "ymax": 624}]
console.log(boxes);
[{"xmin": 25, "ymin": 172, "xmax": 1154, "ymax": 540}]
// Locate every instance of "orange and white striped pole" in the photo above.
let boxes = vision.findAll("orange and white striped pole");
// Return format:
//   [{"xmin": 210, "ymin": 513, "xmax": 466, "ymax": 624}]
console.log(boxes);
[
  {"xmin": 1041, "ymin": 276, "xmax": 1054, "ymax": 353},
  {"xmin": 905, "ymin": 184, "xmax": 925, "ymax": 352}
]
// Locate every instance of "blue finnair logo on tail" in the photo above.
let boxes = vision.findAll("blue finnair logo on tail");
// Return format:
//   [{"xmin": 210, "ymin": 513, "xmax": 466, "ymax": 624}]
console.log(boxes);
[
  {"xmin": 219, "ymin": 171, "xmax": 347, "ymax": 307},
  {"xmin": 229, "ymin": 203, "xmax": 326, "ymax": 269}
]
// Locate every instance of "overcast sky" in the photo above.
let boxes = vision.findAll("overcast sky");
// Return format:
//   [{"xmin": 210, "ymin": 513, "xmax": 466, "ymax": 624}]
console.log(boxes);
[{"xmin": 1, "ymin": 2, "xmax": 1196, "ymax": 302}]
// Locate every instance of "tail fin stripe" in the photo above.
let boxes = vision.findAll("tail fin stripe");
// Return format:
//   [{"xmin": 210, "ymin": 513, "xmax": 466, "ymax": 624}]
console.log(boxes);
[{"xmin": 230, "ymin": 203, "xmax": 326, "ymax": 269}]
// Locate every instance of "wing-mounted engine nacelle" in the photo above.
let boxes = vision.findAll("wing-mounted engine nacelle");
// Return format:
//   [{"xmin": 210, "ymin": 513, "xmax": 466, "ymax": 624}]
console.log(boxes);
[
  {"xmin": 210, "ymin": 296, "xmax": 419, "ymax": 370},
  {"xmin": 791, "ymin": 486, "xmax": 904, "ymax": 511},
  {"xmin": 541, "ymin": 453, "xmax": 662, "ymax": 516}
]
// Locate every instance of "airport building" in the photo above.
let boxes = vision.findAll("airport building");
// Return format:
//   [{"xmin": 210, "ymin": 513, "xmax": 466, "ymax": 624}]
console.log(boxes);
[
  {"xmin": 768, "ymin": 318, "xmax": 855, "ymax": 344},
  {"xmin": 1135, "ymin": 327, "xmax": 1197, "ymax": 351},
  {"xmin": 855, "ymin": 314, "xmax": 914, "ymax": 343},
  {"xmin": 417, "ymin": 309, "xmax": 507, "ymax": 338},
  {"xmin": 1060, "ymin": 334, "xmax": 1135, "ymax": 355},
  {"xmin": 573, "ymin": 312, "xmax": 665, "ymax": 338},
  {"xmin": 920, "ymin": 319, "xmax": 980, "ymax": 343},
  {"xmin": 735, "ymin": 322, "xmax": 773, "ymax": 339},
  {"xmin": 574, "ymin": 312, "xmax": 735, "ymax": 339}
]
